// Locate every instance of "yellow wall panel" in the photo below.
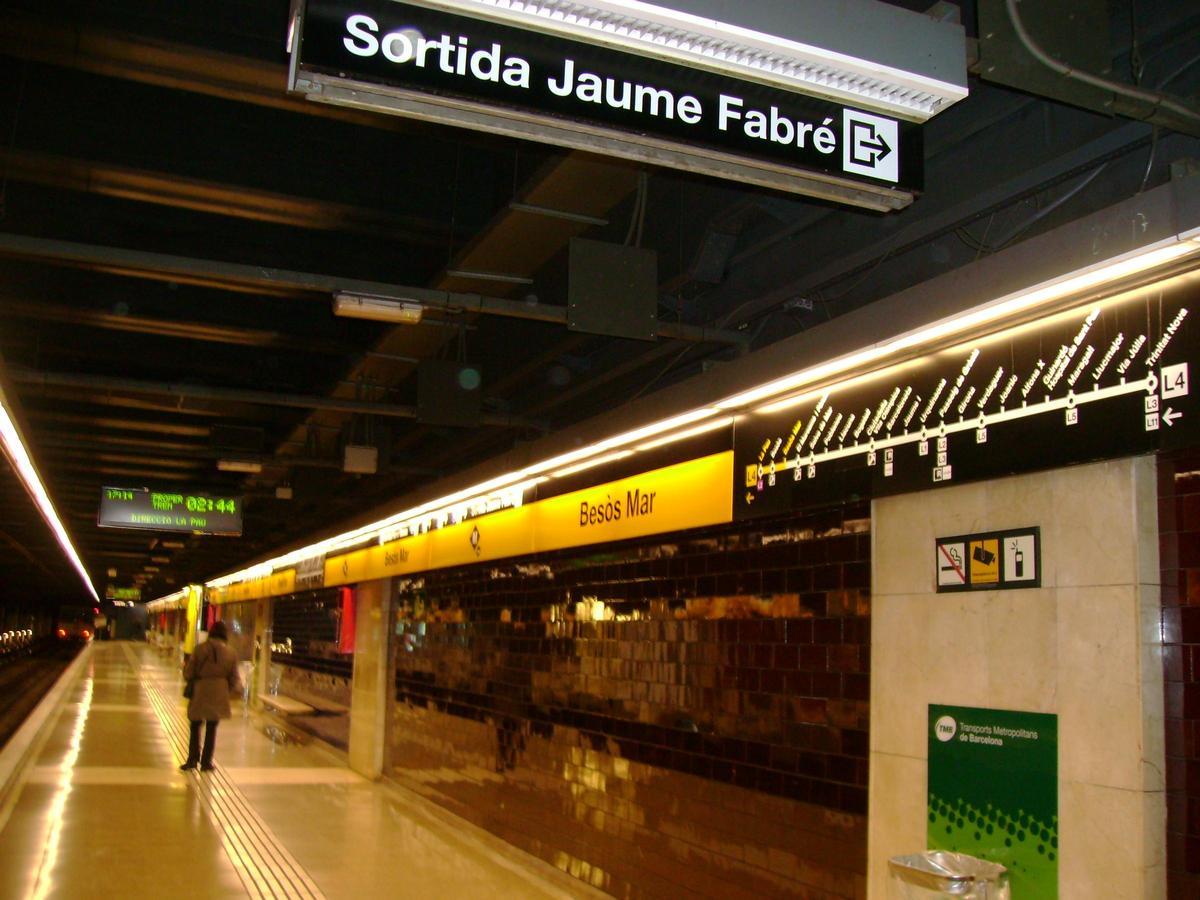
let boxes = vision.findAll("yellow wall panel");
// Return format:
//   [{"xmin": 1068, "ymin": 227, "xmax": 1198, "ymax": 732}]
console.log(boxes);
[{"xmin": 315, "ymin": 453, "xmax": 733, "ymax": 591}]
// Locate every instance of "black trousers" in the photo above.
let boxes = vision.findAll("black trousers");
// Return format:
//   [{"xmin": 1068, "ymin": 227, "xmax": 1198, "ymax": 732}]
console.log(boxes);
[{"xmin": 186, "ymin": 719, "xmax": 219, "ymax": 767}]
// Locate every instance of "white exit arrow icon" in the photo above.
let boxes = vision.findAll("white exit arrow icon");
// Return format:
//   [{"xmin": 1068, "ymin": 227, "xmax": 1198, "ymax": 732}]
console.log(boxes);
[
  {"xmin": 1164, "ymin": 407, "xmax": 1182, "ymax": 427},
  {"xmin": 842, "ymin": 110, "xmax": 899, "ymax": 183},
  {"xmin": 856, "ymin": 128, "xmax": 892, "ymax": 164}
]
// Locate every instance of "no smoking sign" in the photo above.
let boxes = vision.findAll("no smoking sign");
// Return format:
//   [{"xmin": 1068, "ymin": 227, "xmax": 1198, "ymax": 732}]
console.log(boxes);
[{"xmin": 935, "ymin": 527, "xmax": 1040, "ymax": 593}]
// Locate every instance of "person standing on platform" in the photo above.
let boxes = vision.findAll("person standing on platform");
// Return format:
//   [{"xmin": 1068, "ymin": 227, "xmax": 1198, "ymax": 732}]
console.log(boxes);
[{"xmin": 180, "ymin": 620, "xmax": 243, "ymax": 772}]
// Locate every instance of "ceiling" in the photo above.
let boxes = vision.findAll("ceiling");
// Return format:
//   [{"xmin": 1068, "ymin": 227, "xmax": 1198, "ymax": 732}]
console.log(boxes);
[{"xmin": 1, "ymin": 0, "xmax": 1198, "ymax": 612}]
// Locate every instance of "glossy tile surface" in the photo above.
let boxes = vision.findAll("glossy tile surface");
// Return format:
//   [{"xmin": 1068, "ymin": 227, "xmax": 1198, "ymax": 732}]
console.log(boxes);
[
  {"xmin": 0, "ymin": 642, "xmax": 600, "ymax": 899},
  {"xmin": 1160, "ymin": 449, "xmax": 1200, "ymax": 898},
  {"xmin": 388, "ymin": 505, "xmax": 871, "ymax": 898}
]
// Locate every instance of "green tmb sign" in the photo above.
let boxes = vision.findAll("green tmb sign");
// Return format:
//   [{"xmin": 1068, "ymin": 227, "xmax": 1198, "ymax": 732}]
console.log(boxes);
[{"xmin": 928, "ymin": 705, "xmax": 1058, "ymax": 898}]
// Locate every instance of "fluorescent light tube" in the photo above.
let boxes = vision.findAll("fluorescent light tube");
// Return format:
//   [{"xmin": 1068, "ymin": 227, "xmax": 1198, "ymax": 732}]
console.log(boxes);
[
  {"xmin": 333, "ymin": 292, "xmax": 425, "ymax": 324},
  {"xmin": 416, "ymin": 0, "xmax": 967, "ymax": 121},
  {"xmin": 205, "ymin": 229, "xmax": 1200, "ymax": 594},
  {"xmin": 0, "ymin": 397, "xmax": 98, "ymax": 601},
  {"xmin": 217, "ymin": 458, "xmax": 263, "ymax": 473},
  {"xmin": 551, "ymin": 449, "xmax": 635, "ymax": 478}
]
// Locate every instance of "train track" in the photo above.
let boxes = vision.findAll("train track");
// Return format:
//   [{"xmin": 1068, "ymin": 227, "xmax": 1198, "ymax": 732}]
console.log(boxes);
[{"xmin": 0, "ymin": 641, "xmax": 80, "ymax": 748}]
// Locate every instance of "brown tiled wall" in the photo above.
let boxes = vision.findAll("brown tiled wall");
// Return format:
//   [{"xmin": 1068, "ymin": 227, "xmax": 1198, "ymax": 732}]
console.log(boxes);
[
  {"xmin": 388, "ymin": 503, "xmax": 870, "ymax": 898},
  {"xmin": 271, "ymin": 589, "xmax": 352, "ymax": 679},
  {"xmin": 269, "ymin": 590, "xmax": 352, "ymax": 748},
  {"xmin": 1163, "ymin": 450, "xmax": 1200, "ymax": 897}
]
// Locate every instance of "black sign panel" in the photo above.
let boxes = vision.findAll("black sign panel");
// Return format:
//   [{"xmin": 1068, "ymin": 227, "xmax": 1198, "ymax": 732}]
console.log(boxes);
[
  {"xmin": 98, "ymin": 487, "xmax": 243, "ymax": 536},
  {"xmin": 296, "ymin": 0, "xmax": 922, "ymax": 191},
  {"xmin": 735, "ymin": 278, "xmax": 1198, "ymax": 518}
]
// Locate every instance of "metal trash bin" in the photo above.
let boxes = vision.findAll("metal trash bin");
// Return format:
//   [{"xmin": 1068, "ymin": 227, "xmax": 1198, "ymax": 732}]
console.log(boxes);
[{"xmin": 888, "ymin": 851, "xmax": 1010, "ymax": 899}]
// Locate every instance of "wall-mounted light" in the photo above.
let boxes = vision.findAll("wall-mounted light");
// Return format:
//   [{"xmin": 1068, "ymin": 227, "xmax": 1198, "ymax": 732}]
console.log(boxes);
[
  {"xmin": 0, "ymin": 379, "xmax": 98, "ymax": 601},
  {"xmin": 717, "ymin": 232, "xmax": 1200, "ymax": 412},
  {"xmin": 333, "ymin": 292, "xmax": 424, "ymax": 324},
  {"xmin": 551, "ymin": 449, "xmax": 635, "ymax": 478},
  {"xmin": 202, "ymin": 210, "xmax": 1200, "ymax": 596},
  {"xmin": 217, "ymin": 458, "xmax": 263, "ymax": 474}
]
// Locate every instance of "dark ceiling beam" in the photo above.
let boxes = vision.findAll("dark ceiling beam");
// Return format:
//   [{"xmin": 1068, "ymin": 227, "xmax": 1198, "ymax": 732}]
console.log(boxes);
[
  {"xmin": 9, "ymin": 367, "xmax": 533, "ymax": 428},
  {"xmin": 485, "ymin": 333, "xmax": 594, "ymax": 400},
  {"xmin": 706, "ymin": 121, "xmax": 1154, "ymax": 329},
  {"xmin": 0, "ymin": 148, "xmax": 449, "ymax": 246},
  {"xmin": 490, "ymin": 122, "xmax": 1158, "ymax": 429},
  {"xmin": 0, "ymin": 331, "xmax": 300, "ymax": 385},
  {"xmin": 51, "ymin": 463, "xmax": 195, "ymax": 481},
  {"xmin": 0, "ymin": 12, "xmax": 426, "ymax": 134},
  {"xmin": 0, "ymin": 293, "xmax": 357, "ymax": 354},
  {"xmin": 34, "ymin": 432, "xmax": 207, "ymax": 453},
  {"xmin": 86, "ymin": 550, "xmax": 157, "ymax": 559},
  {"xmin": 0, "ymin": 234, "xmax": 749, "ymax": 347},
  {"xmin": 40, "ymin": 447, "xmax": 205, "ymax": 470},
  {"xmin": 24, "ymin": 409, "xmax": 213, "ymax": 437},
  {"xmin": 35, "ymin": 434, "xmax": 435, "ymax": 476},
  {"xmin": 0, "ymin": 528, "xmax": 64, "ymax": 583},
  {"xmin": 23, "ymin": 391, "xmax": 246, "ymax": 421}
]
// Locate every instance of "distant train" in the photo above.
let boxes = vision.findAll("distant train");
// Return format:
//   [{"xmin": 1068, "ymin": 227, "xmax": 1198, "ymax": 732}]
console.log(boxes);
[{"xmin": 55, "ymin": 605, "xmax": 94, "ymax": 642}]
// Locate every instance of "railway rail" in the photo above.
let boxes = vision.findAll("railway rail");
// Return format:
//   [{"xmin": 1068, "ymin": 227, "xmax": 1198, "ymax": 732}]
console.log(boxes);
[{"xmin": 0, "ymin": 639, "xmax": 80, "ymax": 749}]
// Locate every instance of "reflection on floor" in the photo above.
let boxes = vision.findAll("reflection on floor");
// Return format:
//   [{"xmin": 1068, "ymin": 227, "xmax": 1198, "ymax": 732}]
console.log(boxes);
[{"xmin": 0, "ymin": 642, "xmax": 602, "ymax": 899}]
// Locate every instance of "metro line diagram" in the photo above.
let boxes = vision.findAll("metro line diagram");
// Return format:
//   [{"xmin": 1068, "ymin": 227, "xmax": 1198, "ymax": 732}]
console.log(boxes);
[{"xmin": 734, "ymin": 287, "xmax": 1196, "ymax": 516}]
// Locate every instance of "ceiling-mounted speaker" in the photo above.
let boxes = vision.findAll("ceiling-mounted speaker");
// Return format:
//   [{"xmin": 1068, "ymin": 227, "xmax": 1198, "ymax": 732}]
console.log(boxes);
[
  {"xmin": 688, "ymin": 228, "xmax": 738, "ymax": 284},
  {"xmin": 418, "ymin": 361, "xmax": 482, "ymax": 427},
  {"xmin": 343, "ymin": 445, "xmax": 378, "ymax": 474},
  {"xmin": 567, "ymin": 238, "xmax": 658, "ymax": 341}
]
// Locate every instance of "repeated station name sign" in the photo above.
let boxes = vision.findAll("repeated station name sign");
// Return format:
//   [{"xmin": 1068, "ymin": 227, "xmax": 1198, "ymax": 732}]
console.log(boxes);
[
  {"xmin": 735, "ymin": 279, "xmax": 1196, "ymax": 518},
  {"xmin": 293, "ymin": 0, "xmax": 921, "ymax": 192},
  {"xmin": 98, "ymin": 487, "xmax": 244, "ymax": 536}
]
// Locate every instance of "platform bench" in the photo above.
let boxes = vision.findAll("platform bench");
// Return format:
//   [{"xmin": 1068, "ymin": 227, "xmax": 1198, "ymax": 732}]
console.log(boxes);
[
  {"xmin": 304, "ymin": 697, "xmax": 350, "ymax": 716},
  {"xmin": 258, "ymin": 693, "xmax": 315, "ymax": 716}
]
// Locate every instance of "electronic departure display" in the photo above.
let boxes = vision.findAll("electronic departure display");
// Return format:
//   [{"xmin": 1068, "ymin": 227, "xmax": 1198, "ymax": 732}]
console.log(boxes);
[{"xmin": 98, "ymin": 487, "xmax": 244, "ymax": 536}]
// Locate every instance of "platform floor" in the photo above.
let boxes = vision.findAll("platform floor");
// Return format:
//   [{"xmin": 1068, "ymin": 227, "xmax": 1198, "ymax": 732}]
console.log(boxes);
[{"xmin": 0, "ymin": 642, "xmax": 599, "ymax": 899}]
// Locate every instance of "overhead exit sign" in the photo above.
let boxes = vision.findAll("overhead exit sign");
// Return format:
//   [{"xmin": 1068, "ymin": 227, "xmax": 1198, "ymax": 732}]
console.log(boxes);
[
  {"xmin": 289, "ymin": 0, "xmax": 928, "ymax": 208},
  {"xmin": 98, "ymin": 487, "xmax": 243, "ymax": 536}
]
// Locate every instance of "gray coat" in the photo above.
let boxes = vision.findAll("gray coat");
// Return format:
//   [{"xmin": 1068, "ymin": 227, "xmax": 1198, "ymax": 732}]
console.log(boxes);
[{"xmin": 184, "ymin": 637, "xmax": 244, "ymax": 721}]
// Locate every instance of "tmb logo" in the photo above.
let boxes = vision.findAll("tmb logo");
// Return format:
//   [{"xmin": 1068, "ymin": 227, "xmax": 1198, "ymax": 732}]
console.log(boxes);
[
  {"xmin": 934, "ymin": 714, "xmax": 958, "ymax": 742},
  {"xmin": 842, "ymin": 110, "xmax": 899, "ymax": 183}
]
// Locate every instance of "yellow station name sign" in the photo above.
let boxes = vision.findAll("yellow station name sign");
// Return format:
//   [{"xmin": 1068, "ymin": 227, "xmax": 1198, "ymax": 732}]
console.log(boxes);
[
  {"xmin": 210, "ymin": 568, "xmax": 296, "ymax": 604},
  {"xmin": 324, "ymin": 451, "xmax": 733, "ymax": 587}
]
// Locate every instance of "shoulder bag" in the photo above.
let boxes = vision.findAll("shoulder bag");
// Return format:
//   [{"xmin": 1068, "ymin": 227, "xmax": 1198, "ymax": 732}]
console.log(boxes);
[{"xmin": 183, "ymin": 643, "xmax": 210, "ymax": 698}]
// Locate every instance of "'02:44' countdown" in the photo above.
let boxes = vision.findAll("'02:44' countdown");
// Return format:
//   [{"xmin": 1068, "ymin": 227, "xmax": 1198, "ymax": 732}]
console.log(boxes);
[{"xmin": 185, "ymin": 496, "xmax": 237, "ymax": 514}]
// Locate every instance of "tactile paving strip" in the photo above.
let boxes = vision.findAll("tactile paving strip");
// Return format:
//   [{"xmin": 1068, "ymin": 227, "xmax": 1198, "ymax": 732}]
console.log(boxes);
[{"xmin": 122, "ymin": 645, "xmax": 325, "ymax": 900}]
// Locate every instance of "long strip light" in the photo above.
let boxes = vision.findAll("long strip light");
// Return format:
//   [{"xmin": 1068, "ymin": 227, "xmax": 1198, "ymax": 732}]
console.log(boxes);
[
  {"xmin": 551, "ymin": 449, "xmax": 635, "ymax": 478},
  {"xmin": 716, "ymin": 233, "xmax": 1200, "ymax": 411},
  {"xmin": 147, "ymin": 588, "xmax": 190, "ymax": 612},
  {"xmin": 203, "ymin": 227, "xmax": 1200, "ymax": 593},
  {"xmin": 634, "ymin": 415, "xmax": 734, "ymax": 450},
  {"xmin": 416, "ymin": 0, "xmax": 967, "ymax": 121},
  {"xmin": 0, "ymin": 396, "xmax": 99, "ymax": 601}
]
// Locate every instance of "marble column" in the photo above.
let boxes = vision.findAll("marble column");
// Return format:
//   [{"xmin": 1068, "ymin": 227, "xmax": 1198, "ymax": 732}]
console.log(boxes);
[
  {"xmin": 349, "ymin": 579, "xmax": 392, "ymax": 779},
  {"xmin": 868, "ymin": 456, "xmax": 1164, "ymax": 898},
  {"xmin": 251, "ymin": 597, "xmax": 272, "ymax": 710}
]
